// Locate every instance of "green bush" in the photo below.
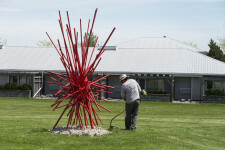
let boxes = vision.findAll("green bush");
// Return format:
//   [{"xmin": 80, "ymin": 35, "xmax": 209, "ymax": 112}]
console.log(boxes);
[
  {"xmin": 19, "ymin": 84, "xmax": 32, "ymax": 90},
  {"xmin": 4, "ymin": 83, "xmax": 19, "ymax": 89},
  {"xmin": 0, "ymin": 85, "xmax": 5, "ymax": 89},
  {"xmin": 205, "ymin": 88, "xmax": 225, "ymax": 96},
  {"xmin": 0, "ymin": 83, "xmax": 32, "ymax": 90}
]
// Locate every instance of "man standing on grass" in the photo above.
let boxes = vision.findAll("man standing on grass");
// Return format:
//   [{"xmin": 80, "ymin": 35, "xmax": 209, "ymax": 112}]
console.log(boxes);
[{"xmin": 120, "ymin": 74, "xmax": 146, "ymax": 131}]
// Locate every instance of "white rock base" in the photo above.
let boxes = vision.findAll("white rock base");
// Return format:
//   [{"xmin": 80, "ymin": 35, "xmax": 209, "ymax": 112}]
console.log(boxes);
[{"xmin": 49, "ymin": 126, "xmax": 111, "ymax": 137}]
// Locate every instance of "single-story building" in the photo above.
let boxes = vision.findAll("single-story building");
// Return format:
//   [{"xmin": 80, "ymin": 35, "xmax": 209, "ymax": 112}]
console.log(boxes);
[{"xmin": 0, "ymin": 36, "xmax": 225, "ymax": 101}]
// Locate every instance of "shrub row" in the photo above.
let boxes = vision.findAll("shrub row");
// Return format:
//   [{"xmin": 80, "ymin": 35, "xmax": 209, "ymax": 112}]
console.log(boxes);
[
  {"xmin": 146, "ymin": 90, "xmax": 167, "ymax": 94},
  {"xmin": 0, "ymin": 83, "xmax": 32, "ymax": 90},
  {"xmin": 205, "ymin": 88, "xmax": 225, "ymax": 96}
]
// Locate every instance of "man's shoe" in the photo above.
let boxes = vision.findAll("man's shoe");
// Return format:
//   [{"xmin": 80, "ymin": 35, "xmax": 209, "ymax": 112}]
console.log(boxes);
[{"xmin": 130, "ymin": 127, "xmax": 136, "ymax": 131}]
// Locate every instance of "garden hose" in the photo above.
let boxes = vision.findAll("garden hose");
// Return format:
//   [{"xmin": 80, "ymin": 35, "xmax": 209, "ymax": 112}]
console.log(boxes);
[{"xmin": 109, "ymin": 109, "xmax": 125, "ymax": 129}]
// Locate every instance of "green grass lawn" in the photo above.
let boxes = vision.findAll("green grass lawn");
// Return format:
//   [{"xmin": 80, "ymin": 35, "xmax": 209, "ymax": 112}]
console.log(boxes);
[{"xmin": 0, "ymin": 97, "xmax": 225, "ymax": 150}]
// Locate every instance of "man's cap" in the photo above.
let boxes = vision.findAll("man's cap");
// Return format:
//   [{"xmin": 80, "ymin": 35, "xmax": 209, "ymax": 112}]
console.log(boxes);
[{"xmin": 119, "ymin": 74, "xmax": 129, "ymax": 81}]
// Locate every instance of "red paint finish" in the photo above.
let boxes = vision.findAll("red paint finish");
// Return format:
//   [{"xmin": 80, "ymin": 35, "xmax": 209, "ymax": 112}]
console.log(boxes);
[{"xmin": 46, "ymin": 8, "xmax": 115, "ymax": 129}]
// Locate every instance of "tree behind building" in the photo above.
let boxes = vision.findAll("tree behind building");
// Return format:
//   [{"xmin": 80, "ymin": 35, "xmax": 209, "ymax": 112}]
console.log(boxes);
[
  {"xmin": 0, "ymin": 38, "xmax": 7, "ymax": 45},
  {"xmin": 37, "ymin": 40, "xmax": 53, "ymax": 47},
  {"xmin": 207, "ymin": 39, "xmax": 225, "ymax": 62},
  {"xmin": 83, "ymin": 33, "xmax": 97, "ymax": 47}
]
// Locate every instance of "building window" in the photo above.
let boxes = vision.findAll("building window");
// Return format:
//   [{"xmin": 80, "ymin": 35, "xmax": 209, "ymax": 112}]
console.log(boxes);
[
  {"xmin": 19, "ymin": 76, "xmax": 26, "ymax": 85},
  {"xmin": 27, "ymin": 76, "xmax": 32, "ymax": 85},
  {"xmin": 9, "ymin": 75, "xmax": 32, "ymax": 87},
  {"xmin": 207, "ymin": 81, "xmax": 213, "ymax": 89},
  {"xmin": 9, "ymin": 76, "xmax": 19, "ymax": 84},
  {"xmin": 146, "ymin": 79, "xmax": 164, "ymax": 90},
  {"xmin": 138, "ymin": 79, "xmax": 145, "ymax": 89},
  {"xmin": 214, "ymin": 81, "xmax": 225, "ymax": 89}
]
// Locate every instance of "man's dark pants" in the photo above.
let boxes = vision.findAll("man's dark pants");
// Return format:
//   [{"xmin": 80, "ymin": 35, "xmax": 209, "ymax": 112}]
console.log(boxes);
[{"xmin": 125, "ymin": 100, "xmax": 140, "ymax": 130}]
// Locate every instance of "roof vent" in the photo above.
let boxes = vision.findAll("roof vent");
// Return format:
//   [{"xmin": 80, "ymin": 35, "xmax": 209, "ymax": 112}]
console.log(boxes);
[
  {"xmin": 163, "ymin": 36, "xmax": 166, "ymax": 38},
  {"xmin": 98, "ymin": 46, "xmax": 116, "ymax": 50},
  {"xmin": 0, "ymin": 45, "xmax": 3, "ymax": 49}
]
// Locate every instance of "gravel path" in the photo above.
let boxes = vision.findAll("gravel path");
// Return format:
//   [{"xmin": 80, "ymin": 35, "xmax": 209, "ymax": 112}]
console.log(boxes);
[{"xmin": 49, "ymin": 126, "xmax": 111, "ymax": 137}]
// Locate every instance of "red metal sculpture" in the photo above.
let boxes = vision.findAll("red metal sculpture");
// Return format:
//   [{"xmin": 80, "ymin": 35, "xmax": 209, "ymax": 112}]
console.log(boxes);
[{"xmin": 46, "ymin": 8, "xmax": 115, "ymax": 129}]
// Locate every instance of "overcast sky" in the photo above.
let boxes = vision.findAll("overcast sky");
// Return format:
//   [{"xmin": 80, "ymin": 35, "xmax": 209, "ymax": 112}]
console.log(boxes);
[{"xmin": 0, "ymin": 0, "xmax": 224, "ymax": 51}]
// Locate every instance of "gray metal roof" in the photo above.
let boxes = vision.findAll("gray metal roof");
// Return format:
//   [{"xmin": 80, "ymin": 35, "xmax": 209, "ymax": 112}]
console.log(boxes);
[
  {"xmin": 116, "ymin": 37, "xmax": 206, "ymax": 53},
  {"xmin": 0, "ymin": 37, "xmax": 225, "ymax": 76},
  {"xmin": 0, "ymin": 46, "xmax": 63, "ymax": 72},
  {"xmin": 97, "ymin": 48, "xmax": 225, "ymax": 76}
]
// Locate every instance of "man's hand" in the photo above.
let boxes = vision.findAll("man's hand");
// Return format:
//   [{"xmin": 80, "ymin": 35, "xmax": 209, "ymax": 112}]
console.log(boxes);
[{"xmin": 141, "ymin": 90, "xmax": 147, "ymax": 96}]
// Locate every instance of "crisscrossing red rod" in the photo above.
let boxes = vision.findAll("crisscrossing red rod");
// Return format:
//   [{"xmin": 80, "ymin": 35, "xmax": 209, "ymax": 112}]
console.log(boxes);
[{"xmin": 46, "ymin": 8, "xmax": 116, "ymax": 129}]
